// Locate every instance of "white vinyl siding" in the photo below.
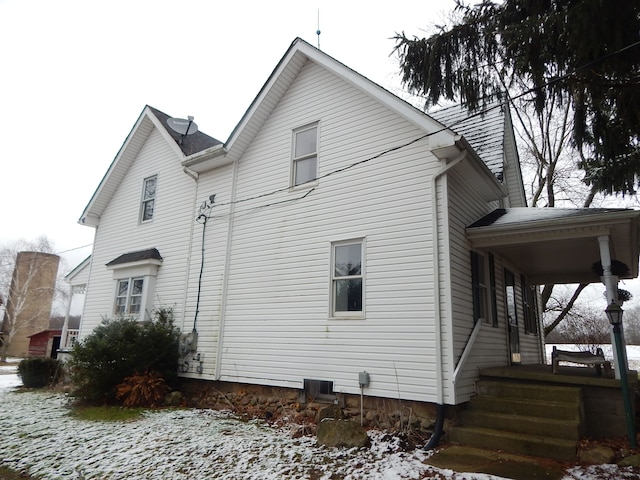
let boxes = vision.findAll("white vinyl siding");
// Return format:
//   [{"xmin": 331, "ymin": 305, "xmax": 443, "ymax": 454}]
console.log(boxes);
[
  {"xmin": 445, "ymin": 169, "xmax": 505, "ymax": 402},
  {"xmin": 214, "ymin": 61, "xmax": 442, "ymax": 401},
  {"xmin": 446, "ymin": 169, "xmax": 543, "ymax": 402},
  {"xmin": 79, "ymin": 126, "xmax": 197, "ymax": 336}
]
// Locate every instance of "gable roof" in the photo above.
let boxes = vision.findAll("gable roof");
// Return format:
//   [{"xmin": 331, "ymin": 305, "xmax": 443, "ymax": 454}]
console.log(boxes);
[
  {"xmin": 64, "ymin": 255, "xmax": 91, "ymax": 286},
  {"xmin": 146, "ymin": 106, "xmax": 222, "ymax": 156},
  {"xmin": 79, "ymin": 106, "xmax": 222, "ymax": 227},
  {"xmin": 430, "ymin": 102, "xmax": 506, "ymax": 180},
  {"xmin": 183, "ymin": 37, "xmax": 503, "ymax": 192}
]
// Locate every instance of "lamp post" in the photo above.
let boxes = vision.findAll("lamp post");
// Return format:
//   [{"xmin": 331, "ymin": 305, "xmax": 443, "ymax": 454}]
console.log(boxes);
[{"xmin": 605, "ymin": 302, "xmax": 637, "ymax": 448}]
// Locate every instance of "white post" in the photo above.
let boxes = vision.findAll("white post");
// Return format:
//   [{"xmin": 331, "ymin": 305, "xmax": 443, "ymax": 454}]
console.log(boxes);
[
  {"xmin": 598, "ymin": 235, "xmax": 627, "ymax": 378},
  {"xmin": 60, "ymin": 288, "xmax": 74, "ymax": 350}
]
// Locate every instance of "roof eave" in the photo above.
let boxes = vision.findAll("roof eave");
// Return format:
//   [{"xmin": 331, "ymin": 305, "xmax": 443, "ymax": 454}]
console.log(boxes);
[
  {"xmin": 181, "ymin": 144, "xmax": 229, "ymax": 173},
  {"xmin": 432, "ymin": 136, "xmax": 506, "ymax": 201}
]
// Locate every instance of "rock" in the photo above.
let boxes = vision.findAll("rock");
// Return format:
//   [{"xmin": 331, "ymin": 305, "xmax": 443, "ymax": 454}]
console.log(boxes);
[
  {"xmin": 618, "ymin": 454, "xmax": 640, "ymax": 467},
  {"xmin": 578, "ymin": 445, "xmax": 616, "ymax": 464},
  {"xmin": 164, "ymin": 391, "xmax": 183, "ymax": 407},
  {"xmin": 318, "ymin": 405, "xmax": 344, "ymax": 422},
  {"xmin": 317, "ymin": 419, "xmax": 370, "ymax": 448}
]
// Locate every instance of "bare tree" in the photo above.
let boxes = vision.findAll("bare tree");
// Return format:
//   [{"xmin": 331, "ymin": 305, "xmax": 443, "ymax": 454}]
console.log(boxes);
[
  {"xmin": 0, "ymin": 237, "xmax": 64, "ymax": 361},
  {"xmin": 544, "ymin": 293, "xmax": 610, "ymax": 352}
]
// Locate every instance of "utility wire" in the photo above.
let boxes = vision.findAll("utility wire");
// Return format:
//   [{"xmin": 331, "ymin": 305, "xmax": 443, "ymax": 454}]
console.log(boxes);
[{"xmin": 199, "ymin": 38, "xmax": 640, "ymax": 219}]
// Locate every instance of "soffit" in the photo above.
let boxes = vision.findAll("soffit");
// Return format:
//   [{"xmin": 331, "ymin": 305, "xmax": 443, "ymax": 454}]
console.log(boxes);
[{"xmin": 467, "ymin": 208, "xmax": 640, "ymax": 284}]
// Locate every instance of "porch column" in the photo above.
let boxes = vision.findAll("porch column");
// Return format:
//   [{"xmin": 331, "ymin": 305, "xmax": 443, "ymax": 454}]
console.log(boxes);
[
  {"xmin": 60, "ymin": 287, "xmax": 74, "ymax": 350},
  {"xmin": 598, "ymin": 235, "xmax": 628, "ymax": 378}
]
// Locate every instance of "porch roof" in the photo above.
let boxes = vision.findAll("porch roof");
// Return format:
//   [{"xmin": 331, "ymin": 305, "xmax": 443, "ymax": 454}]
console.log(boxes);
[{"xmin": 466, "ymin": 208, "xmax": 640, "ymax": 285}]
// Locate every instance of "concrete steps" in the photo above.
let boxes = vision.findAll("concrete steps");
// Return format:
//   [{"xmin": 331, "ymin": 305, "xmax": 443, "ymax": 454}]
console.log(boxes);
[{"xmin": 449, "ymin": 378, "xmax": 583, "ymax": 461}]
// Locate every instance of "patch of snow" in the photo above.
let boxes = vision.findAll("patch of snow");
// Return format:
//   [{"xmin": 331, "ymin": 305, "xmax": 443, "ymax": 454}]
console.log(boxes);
[
  {"xmin": 1, "ymin": 363, "xmax": 638, "ymax": 479},
  {"xmin": 0, "ymin": 380, "xmax": 498, "ymax": 480}
]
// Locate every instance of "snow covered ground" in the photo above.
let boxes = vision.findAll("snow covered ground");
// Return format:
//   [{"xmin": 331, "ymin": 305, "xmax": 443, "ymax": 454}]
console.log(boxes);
[{"xmin": 1, "ymin": 351, "xmax": 639, "ymax": 480}]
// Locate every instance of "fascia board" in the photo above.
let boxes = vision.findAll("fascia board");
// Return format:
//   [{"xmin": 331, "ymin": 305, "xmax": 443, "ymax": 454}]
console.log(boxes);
[
  {"xmin": 223, "ymin": 38, "xmax": 456, "ymax": 164},
  {"xmin": 433, "ymin": 136, "xmax": 506, "ymax": 200},
  {"xmin": 78, "ymin": 106, "xmax": 158, "ymax": 226},
  {"xmin": 467, "ymin": 209, "xmax": 640, "ymax": 240},
  {"xmin": 181, "ymin": 144, "xmax": 229, "ymax": 173},
  {"xmin": 223, "ymin": 40, "xmax": 308, "ymax": 160},
  {"xmin": 295, "ymin": 41, "xmax": 452, "ymax": 145}
]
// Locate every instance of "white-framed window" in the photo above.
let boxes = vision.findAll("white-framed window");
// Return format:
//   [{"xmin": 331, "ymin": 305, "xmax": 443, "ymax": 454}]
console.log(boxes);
[
  {"xmin": 114, "ymin": 277, "xmax": 144, "ymax": 315},
  {"xmin": 471, "ymin": 251, "xmax": 498, "ymax": 326},
  {"xmin": 331, "ymin": 239, "xmax": 364, "ymax": 317},
  {"xmin": 140, "ymin": 175, "xmax": 157, "ymax": 222},
  {"xmin": 292, "ymin": 124, "xmax": 318, "ymax": 186},
  {"xmin": 107, "ymin": 248, "xmax": 163, "ymax": 320}
]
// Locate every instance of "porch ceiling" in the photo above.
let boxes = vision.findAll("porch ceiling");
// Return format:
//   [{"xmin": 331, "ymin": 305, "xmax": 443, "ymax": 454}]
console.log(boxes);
[{"xmin": 466, "ymin": 208, "xmax": 640, "ymax": 285}]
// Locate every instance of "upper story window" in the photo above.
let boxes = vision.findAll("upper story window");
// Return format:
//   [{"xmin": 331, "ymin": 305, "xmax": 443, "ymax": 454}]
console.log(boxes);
[
  {"xmin": 140, "ymin": 175, "xmax": 157, "ymax": 222},
  {"xmin": 331, "ymin": 240, "xmax": 364, "ymax": 318},
  {"xmin": 292, "ymin": 124, "xmax": 318, "ymax": 186},
  {"xmin": 115, "ymin": 277, "xmax": 144, "ymax": 315}
]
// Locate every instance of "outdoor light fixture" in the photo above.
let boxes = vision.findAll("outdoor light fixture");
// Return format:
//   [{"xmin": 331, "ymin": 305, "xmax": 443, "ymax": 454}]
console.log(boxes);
[
  {"xmin": 606, "ymin": 302, "xmax": 624, "ymax": 326},
  {"xmin": 605, "ymin": 301, "xmax": 637, "ymax": 448}
]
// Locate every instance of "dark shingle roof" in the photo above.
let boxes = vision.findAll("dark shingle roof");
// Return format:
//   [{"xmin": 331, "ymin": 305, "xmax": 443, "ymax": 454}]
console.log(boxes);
[
  {"xmin": 429, "ymin": 102, "xmax": 506, "ymax": 180},
  {"xmin": 106, "ymin": 248, "xmax": 163, "ymax": 267},
  {"xmin": 469, "ymin": 207, "xmax": 633, "ymax": 229},
  {"xmin": 147, "ymin": 106, "xmax": 222, "ymax": 156}
]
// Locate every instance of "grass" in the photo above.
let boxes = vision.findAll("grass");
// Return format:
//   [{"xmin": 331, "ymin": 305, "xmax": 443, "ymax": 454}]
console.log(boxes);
[{"xmin": 69, "ymin": 405, "xmax": 146, "ymax": 422}]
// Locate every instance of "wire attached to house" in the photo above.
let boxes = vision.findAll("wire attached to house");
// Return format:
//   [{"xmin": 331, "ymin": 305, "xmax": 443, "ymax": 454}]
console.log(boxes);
[
  {"xmin": 191, "ymin": 40, "xmax": 640, "ymax": 223},
  {"xmin": 192, "ymin": 206, "xmax": 210, "ymax": 332}
]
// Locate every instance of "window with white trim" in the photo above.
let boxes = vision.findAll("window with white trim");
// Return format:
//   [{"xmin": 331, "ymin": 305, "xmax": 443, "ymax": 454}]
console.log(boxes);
[
  {"xmin": 140, "ymin": 175, "xmax": 157, "ymax": 222},
  {"xmin": 114, "ymin": 277, "xmax": 144, "ymax": 315},
  {"xmin": 471, "ymin": 251, "xmax": 498, "ymax": 326},
  {"xmin": 331, "ymin": 240, "xmax": 363, "ymax": 317},
  {"xmin": 292, "ymin": 124, "xmax": 318, "ymax": 186}
]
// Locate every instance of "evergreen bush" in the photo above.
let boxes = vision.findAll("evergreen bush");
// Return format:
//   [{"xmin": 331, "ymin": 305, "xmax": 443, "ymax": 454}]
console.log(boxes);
[
  {"xmin": 68, "ymin": 307, "xmax": 180, "ymax": 404},
  {"xmin": 17, "ymin": 357, "xmax": 62, "ymax": 388}
]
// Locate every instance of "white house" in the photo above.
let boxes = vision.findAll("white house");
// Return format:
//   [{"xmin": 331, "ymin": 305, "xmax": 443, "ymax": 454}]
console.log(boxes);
[{"xmin": 72, "ymin": 38, "xmax": 640, "ymax": 413}]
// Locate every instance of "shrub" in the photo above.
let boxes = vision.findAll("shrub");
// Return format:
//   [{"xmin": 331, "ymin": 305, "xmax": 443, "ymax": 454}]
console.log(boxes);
[
  {"xmin": 116, "ymin": 371, "xmax": 169, "ymax": 407},
  {"xmin": 17, "ymin": 357, "xmax": 62, "ymax": 388},
  {"xmin": 68, "ymin": 307, "xmax": 179, "ymax": 404}
]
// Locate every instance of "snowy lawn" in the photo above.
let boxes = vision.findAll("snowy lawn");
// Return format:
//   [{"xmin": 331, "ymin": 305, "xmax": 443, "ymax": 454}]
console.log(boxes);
[{"xmin": 0, "ymin": 365, "xmax": 638, "ymax": 480}]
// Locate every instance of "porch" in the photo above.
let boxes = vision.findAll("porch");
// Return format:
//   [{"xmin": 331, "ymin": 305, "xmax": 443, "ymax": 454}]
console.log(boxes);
[{"xmin": 449, "ymin": 363, "xmax": 639, "ymax": 460}]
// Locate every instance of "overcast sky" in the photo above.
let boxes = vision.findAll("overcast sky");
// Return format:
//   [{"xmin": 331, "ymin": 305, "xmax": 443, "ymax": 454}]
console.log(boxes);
[{"xmin": 0, "ymin": 0, "xmax": 460, "ymax": 272}]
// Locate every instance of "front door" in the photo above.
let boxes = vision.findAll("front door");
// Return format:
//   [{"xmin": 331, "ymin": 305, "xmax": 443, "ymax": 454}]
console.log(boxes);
[{"xmin": 504, "ymin": 269, "xmax": 521, "ymax": 364}]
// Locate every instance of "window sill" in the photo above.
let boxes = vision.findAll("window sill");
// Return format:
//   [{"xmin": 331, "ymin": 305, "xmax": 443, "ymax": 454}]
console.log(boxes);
[
  {"xmin": 290, "ymin": 180, "xmax": 318, "ymax": 191},
  {"xmin": 329, "ymin": 314, "xmax": 365, "ymax": 321}
]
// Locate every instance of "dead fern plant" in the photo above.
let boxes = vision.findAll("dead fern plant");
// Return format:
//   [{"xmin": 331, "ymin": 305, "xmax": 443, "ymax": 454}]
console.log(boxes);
[{"xmin": 116, "ymin": 371, "xmax": 169, "ymax": 407}]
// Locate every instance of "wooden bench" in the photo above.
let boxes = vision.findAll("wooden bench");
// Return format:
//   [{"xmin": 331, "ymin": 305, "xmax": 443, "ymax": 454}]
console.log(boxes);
[{"xmin": 551, "ymin": 346, "xmax": 613, "ymax": 377}]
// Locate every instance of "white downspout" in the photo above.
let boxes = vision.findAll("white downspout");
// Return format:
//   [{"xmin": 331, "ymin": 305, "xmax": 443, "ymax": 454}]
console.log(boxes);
[
  {"xmin": 215, "ymin": 159, "xmax": 239, "ymax": 380},
  {"xmin": 431, "ymin": 149, "xmax": 467, "ymax": 404}
]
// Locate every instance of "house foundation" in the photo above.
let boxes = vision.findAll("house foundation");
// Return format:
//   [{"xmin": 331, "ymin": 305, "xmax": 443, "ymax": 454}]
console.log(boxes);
[{"xmin": 179, "ymin": 378, "xmax": 451, "ymax": 436}]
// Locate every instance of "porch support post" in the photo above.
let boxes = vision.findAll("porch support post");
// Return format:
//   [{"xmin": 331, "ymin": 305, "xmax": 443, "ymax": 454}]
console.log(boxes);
[
  {"xmin": 60, "ymin": 288, "xmax": 74, "ymax": 350},
  {"xmin": 598, "ymin": 235, "xmax": 627, "ymax": 378}
]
